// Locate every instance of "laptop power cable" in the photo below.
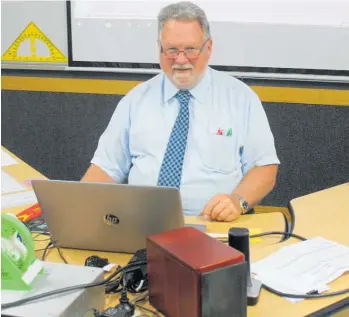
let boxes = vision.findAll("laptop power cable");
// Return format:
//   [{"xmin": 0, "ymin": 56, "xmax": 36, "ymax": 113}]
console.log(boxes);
[
  {"xmin": 120, "ymin": 249, "xmax": 148, "ymax": 293},
  {"xmin": 97, "ymin": 274, "xmax": 135, "ymax": 317},
  {"xmin": 97, "ymin": 292, "xmax": 134, "ymax": 317}
]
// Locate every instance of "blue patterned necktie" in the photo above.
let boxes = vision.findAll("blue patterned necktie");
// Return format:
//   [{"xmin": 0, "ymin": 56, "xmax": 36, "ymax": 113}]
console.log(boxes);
[{"xmin": 157, "ymin": 90, "xmax": 191, "ymax": 188}]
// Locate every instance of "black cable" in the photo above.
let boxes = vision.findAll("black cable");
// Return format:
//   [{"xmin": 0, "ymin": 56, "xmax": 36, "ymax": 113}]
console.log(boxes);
[
  {"xmin": 250, "ymin": 231, "xmax": 307, "ymax": 241},
  {"xmin": 221, "ymin": 231, "xmax": 307, "ymax": 243},
  {"xmin": 263, "ymin": 284, "xmax": 349, "ymax": 299},
  {"xmin": 41, "ymin": 241, "xmax": 53, "ymax": 260},
  {"xmin": 1, "ymin": 261, "xmax": 147, "ymax": 310},
  {"xmin": 105, "ymin": 277, "xmax": 121, "ymax": 287},
  {"xmin": 105, "ymin": 264, "xmax": 146, "ymax": 289},
  {"xmin": 37, "ymin": 236, "xmax": 68, "ymax": 264},
  {"xmin": 56, "ymin": 245, "xmax": 68, "ymax": 264},
  {"xmin": 105, "ymin": 278, "xmax": 122, "ymax": 294}
]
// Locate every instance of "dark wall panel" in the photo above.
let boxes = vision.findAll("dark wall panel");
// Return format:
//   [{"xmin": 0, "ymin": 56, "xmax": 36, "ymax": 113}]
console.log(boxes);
[
  {"xmin": 2, "ymin": 90, "xmax": 348, "ymax": 206},
  {"xmin": 265, "ymin": 102, "xmax": 349, "ymax": 205},
  {"xmin": 1, "ymin": 91, "xmax": 120, "ymax": 180}
]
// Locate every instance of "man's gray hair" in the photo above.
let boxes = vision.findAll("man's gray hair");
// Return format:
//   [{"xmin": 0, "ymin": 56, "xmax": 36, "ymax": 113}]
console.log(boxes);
[{"xmin": 157, "ymin": 1, "xmax": 211, "ymax": 41}]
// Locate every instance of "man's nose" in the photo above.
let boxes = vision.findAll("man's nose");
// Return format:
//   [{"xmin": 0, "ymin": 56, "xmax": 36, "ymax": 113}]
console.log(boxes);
[{"xmin": 175, "ymin": 51, "xmax": 190, "ymax": 64}]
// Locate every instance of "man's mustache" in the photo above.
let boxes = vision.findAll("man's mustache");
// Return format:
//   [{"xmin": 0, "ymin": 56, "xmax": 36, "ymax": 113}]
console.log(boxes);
[{"xmin": 172, "ymin": 64, "xmax": 194, "ymax": 70}]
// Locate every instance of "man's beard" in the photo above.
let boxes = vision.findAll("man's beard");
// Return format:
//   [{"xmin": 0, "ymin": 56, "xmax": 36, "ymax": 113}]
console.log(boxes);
[{"xmin": 171, "ymin": 64, "xmax": 196, "ymax": 89}]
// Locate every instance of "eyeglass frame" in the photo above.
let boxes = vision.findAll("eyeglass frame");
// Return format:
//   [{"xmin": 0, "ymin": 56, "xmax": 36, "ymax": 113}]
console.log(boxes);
[{"xmin": 159, "ymin": 38, "xmax": 210, "ymax": 59}]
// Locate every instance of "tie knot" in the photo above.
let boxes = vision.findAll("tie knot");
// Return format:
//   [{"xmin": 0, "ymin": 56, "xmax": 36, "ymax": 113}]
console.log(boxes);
[{"xmin": 175, "ymin": 90, "xmax": 191, "ymax": 106}]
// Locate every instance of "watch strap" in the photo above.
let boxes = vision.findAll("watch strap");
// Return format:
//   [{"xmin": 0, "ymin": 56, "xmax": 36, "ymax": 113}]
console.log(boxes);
[{"xmin": 232, "ymin": 193, "xmax": 249, "ymax": 214}]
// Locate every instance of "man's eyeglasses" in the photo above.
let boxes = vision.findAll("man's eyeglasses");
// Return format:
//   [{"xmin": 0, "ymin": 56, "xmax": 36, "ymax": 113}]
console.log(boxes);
[{"xmin": 160, "ymin": 39, "xmax": 209, "ymax": 59}]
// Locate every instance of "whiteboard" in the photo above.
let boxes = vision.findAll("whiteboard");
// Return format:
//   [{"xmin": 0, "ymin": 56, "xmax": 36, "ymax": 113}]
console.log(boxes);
[{"xmin": 69, "ymin": 0, "xmax": 349, "ymax": 71}]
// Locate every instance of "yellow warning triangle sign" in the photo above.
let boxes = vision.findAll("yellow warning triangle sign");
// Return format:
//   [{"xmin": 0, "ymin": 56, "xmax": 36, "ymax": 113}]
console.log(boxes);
[{"xmin": 2, "ymin": 21, "xmax": 67, "ymax": 63}]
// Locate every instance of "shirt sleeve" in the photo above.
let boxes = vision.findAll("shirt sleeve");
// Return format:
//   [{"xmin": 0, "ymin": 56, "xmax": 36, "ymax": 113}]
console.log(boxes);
[
  {"xmin": 91, "ymin": 95, "xmax": 132, "ymax": 183},
  {"xmin": 241, "ymin": 91, "xmax": 280, "ymax": 175}
]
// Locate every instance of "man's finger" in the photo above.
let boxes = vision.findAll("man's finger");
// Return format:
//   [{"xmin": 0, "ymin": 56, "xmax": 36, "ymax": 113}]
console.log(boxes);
[
  {"xmin": 216, "ymin": 207, "xmax": 231, "ymax": 221},
  {"xmin": 225, "ymin": 211, "xmax": 239, "ymax": 222},
  {"xmin": 222, "ymin": 205, "xmax": 241, "ymax": 222},
  {"xmin": 201, "ymin": 196, "xmax": 220, "ymax": 217},
  {"xmin": 210, "ymin": 201, "xmax": 227, "ymax": 220}
]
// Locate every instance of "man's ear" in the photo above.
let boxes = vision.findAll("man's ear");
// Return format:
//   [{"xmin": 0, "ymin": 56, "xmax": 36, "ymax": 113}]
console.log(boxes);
[
  {"xmin": 206, "ymin": 39, "xmax": 213, "ymax": 57},
  {"xmin": 157, "ymin": 39, "xmax": 163, "ymax": 52}
]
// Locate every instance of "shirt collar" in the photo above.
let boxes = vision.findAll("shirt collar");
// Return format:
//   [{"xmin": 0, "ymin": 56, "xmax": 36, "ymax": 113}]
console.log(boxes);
[{"xmin": 163, "ymin": 66, "xmax": 211, "ymax": 104}]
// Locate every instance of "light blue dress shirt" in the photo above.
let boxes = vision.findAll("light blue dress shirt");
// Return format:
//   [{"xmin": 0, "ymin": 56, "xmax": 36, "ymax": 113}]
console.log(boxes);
[{"xmin": 91, "ymin": 66, "xmax": 280, "ymax": 216}]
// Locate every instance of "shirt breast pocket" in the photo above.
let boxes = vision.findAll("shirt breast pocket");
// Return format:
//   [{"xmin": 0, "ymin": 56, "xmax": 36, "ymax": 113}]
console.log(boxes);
[{"xmin": 201, "ymin": 132, "xmax": 238, "ymax": 174}]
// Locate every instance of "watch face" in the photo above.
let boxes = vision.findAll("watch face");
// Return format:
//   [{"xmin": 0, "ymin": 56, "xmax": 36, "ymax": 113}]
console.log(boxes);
[{"xmin": 242, "ymin": 201, "xmax": 249, "ymax": 210}]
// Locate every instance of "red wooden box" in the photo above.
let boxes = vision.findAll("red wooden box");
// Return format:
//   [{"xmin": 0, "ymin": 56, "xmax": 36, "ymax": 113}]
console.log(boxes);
[{"xmin": 146, "ymin": 226, "xmax": 247, "ymax": 317}]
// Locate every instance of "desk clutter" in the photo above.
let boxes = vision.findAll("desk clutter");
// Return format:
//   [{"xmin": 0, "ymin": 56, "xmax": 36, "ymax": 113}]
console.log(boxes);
[
  {"xmin": 2, "ymin": 209, "xmax": 349, "ymax": 317},
  {"xmin": 0, "ymin": 213, "xmax": 247, "ymax": 317},
  {"xmin": 0, "ymin": 212, "xmax": 251, "ymax": 317}
]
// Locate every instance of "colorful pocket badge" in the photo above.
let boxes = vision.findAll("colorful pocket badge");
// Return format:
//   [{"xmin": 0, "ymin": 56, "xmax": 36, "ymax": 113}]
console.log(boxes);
[{"xmin": 216, "ymin": 128, "xmax": 232, "ymax": 136}]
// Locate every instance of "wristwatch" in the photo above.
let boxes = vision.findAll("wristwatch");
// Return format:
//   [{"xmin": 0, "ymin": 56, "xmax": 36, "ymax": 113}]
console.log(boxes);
[{"xmin": 232, "ymin": 193, "xmax": 249, "ymax": 214}]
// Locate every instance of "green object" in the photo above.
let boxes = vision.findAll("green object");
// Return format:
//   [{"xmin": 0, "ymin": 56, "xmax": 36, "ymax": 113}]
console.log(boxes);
[
  {"xmin": 226, "ymin": 128, "xmax": 232, "ymax": 137},
  {"xmin": 1, "ymin": 213, "xmax": 43, "ymax": 290}
]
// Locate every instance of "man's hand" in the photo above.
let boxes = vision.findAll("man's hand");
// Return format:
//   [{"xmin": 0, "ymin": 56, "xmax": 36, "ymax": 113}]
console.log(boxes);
[{"xmin": 201, "ymin": 194, "xmax": 242, "ymax": 222}]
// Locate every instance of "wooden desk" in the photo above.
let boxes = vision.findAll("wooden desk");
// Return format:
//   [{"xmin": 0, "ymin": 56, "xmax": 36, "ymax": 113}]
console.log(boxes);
[
  {"xmin": 291, "ymin": 183, "xmax": 349, "ymax": 245},
  {"xmin": 2, "ymin": 147, "xmax": 348, "ymax": 317}
]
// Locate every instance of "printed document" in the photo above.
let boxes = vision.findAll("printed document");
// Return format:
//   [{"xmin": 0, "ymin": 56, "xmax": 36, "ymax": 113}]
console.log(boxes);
[{"xmin": 251, "ymin": 237, "xmax": 349, "ymax": 302}]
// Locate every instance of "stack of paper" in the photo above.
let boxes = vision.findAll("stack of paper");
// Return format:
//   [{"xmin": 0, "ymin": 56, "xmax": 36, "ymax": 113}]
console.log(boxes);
[
  {"xmin": 1, "ymin": 171, "xmax": 26, "ymax": 194},
  {"xmin": 1, "ymin": 149, "xmax": 18, "ymax": 166},
  {"xmin": 1, "ymin": 191, "xmax": 38, "ymax": 209},
  {"xmin": 251, "ymin": 237, "xmax": 349, "ymax": 302},
  {"xmin": 1, "ymin": 149, "xmax": 40, "ymax": 209}
]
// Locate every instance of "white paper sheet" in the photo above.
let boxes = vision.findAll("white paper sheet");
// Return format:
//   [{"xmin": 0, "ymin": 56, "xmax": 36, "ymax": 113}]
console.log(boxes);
[
  {"xmin": 251, "ymin": 237, "xmax": 349, "ymax": 302},
  {"xmin": 1, "ymin": 190, "xmax": 38, "ymax": 209},
  {"xmin": 1, "ymin": 149, "xmax": 18, "ymax": 166},
  {"xmin": 1, "ymin": 171, "xmax": 26, "ymax": 194}
]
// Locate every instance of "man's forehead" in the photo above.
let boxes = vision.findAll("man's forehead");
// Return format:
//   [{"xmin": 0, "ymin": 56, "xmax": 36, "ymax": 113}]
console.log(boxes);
[
  {"xmin": 162, "ymin": 20, "xmax": 203, "ymax": 34},
  {"xmin": 161, "ymin": 20, "xmax": 204, "ymax": 46}
]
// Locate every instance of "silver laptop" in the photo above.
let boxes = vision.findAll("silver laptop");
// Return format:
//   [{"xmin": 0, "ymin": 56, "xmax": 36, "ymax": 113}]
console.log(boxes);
[{"xmin": 31, "ymin": 180, "xmax": 184, "ymax": 253}]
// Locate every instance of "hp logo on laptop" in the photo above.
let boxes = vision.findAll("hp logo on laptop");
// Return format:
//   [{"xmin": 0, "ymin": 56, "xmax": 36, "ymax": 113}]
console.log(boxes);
[{"xmin": 104, "ymin": 214, "xmax": 119, "ymax": 226}]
